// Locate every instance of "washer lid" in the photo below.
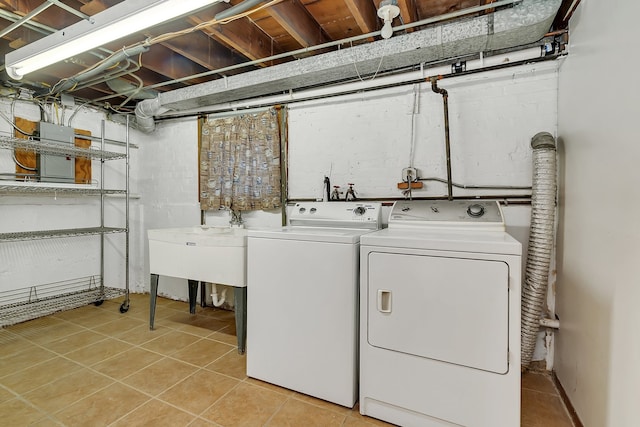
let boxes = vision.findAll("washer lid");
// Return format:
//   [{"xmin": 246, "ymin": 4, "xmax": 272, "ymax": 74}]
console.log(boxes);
[
  {"xmin": 248, "ymin": 226, "xmax": 374, "ymax": 244},
  {"xmin": 360, "ymin": 227, "xmax": 521, "ymax": 256}
]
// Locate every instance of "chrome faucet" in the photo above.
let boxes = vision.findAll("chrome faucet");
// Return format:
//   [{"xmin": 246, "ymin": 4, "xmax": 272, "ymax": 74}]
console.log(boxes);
[{"xmin": 230, "ymin": 209, "xmax": 244, "ymax": 227}]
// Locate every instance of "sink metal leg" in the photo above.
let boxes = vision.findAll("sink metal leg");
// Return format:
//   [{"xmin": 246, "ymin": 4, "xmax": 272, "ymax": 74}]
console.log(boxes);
[
  {"xmin": 150, "ymin": 274, "xmax": 159, "ymax": 330},
  {"xmin": 188, "ymin": 280, "xmax": 199, "ymax": 314},
  {"xmin": 234, "ymin": 287, "xmax": 247, "ymax": 355},
  {"xmin": 200, "ymin": 281, "xmax": 207, "ymax": 307}
]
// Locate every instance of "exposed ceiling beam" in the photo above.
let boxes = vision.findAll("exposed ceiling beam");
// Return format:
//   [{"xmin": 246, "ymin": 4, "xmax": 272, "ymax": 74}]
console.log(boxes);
[
  {"xmin": 159, "ymin": 34, "xmax": 247, "ymax": 74},
  {"xmin": 114, "ymin": 67, "xmax": 187, "ymax": 92},
  {"xmin": 344, "ymin": 0, "xmax": 379, "ymax": 36},
  {"xmin": 418, "ymin": 0, "xmax": 483, "ymax": 18},
  {"xmin": 0, "ymin": 0, "xmax": 85, "ymax": 28},
  {"xmin": 145, "ymin": 19, "xmax": 249, "ymax": 75},
  {"xmin": 190, "ymin": 18, "xmax": 284, "ymax": 66},
  {"xmin": 268, "ymin": 0, "xmax": 331, "ymax": 47},
  {"xmin": 396, "ymin": 0, "xmax": 419, "ymax": 32},
  {"xmin": 77, "ymin": 0, "xmax": 122, "ymax": 15},
  {"xmin": 139, "ymin": 44, "xmax": 213, "ymax": 84},
  {"xmin": 480, "ymin": 0, "xmax": 497, "ymax": 16}
]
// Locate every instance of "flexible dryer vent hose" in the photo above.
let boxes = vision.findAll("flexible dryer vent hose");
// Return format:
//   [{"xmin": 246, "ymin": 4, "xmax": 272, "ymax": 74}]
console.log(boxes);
[{"xmin": 521, "ymin": 132, "xmax": 557, "ymax": 369}]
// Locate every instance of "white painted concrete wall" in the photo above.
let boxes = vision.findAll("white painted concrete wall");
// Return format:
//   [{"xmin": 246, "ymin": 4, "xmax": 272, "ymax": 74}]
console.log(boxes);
[
  {"xmin": 0, "ymin": 100, "xmax": 145, "ymax": 296},
  {"xmin": 556, "ymin": 1, "xmax": 640, "ymax": 426},
  {"xmin": 288, "ymin": 62, "xmax": 557, "ymax": 201},
  {"xmin": 138, "ymin": 118, "xmax": 200, "ymax": 302}
]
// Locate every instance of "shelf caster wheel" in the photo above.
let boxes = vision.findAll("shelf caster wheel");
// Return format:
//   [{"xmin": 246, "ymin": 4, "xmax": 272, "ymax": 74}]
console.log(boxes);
[
  {"xmin": 94, "ymin": 300, "xmax": 104, "ymax": 306},
  {"xmin": 119, "ymin": 302, "xmax": 129, "ymax": 313}
]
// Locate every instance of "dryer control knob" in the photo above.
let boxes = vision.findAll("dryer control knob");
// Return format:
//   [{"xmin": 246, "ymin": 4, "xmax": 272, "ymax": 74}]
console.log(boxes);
[
  {"xmin": 467, "ymin": 204, "xmax": 485, "ymax": 218},
  {"xmin": 310, "ymin": 207, "xmax": 317, "ymax": 214},
  {"xmin": 299, "ymin": 207, "xmax": 306, "ymax": 214},
  {"xmin": 353, "ymin": 206, "xmax": 367, "ymax": 216}
]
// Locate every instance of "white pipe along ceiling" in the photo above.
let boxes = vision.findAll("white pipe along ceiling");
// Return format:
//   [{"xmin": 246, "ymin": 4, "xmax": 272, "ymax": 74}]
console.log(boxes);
[{"xmin": 133, "ymin": 0, "xmax": 562, "ymax": 133}]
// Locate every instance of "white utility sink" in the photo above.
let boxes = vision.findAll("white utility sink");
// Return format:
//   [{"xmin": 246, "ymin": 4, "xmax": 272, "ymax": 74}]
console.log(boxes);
[
  {"xmin": 147, "ymin": 225, "xmax": 249, "ymax": 354},
  {"xmin": 147, "ymin": 226, "xmax": 247, "ymax": 287}
]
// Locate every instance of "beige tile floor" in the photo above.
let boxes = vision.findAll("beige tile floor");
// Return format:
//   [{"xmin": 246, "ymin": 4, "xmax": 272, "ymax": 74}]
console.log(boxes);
[{"xmin": 0, "ymin": 294, "xmax": 574, "ymax": 426}]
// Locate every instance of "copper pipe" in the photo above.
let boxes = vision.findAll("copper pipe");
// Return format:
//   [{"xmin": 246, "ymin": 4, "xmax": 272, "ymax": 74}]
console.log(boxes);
[
  {"xmin": 544, "ymin": 29, "xmax": 568, "ymax": 37},
  {"xmin": 430, "ymin": 76, "xmax": 453, "ymax": 201}
]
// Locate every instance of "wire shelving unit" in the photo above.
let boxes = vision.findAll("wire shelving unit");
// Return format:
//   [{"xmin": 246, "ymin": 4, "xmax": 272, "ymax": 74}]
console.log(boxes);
[{"xmin": 0, "ymin": 119, "xmax": 131, "ymax": 325}]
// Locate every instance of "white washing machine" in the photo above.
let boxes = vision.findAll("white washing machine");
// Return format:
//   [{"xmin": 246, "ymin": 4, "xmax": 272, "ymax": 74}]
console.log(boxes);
[
  {"xmin": 247, "ymin": 201, "xmax": 382, "ymax": 408},
  {"xmin": 360, "ymin": 200, "xmax": 522, "ymax": 427}
]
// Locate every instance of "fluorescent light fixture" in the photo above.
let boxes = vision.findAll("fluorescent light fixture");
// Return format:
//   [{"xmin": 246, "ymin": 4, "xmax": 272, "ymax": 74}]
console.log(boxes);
[{"xmin": 5, "ymin": 0, "xmax": 226, "ymax": 80}]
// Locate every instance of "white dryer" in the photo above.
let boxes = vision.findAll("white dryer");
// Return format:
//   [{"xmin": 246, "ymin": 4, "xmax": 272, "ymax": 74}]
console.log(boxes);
[
  {"xmin": 360, "ymin": 200, "xmax": 522, "ymax": 427},
  {"xmin": 247, "ymin": 201, "xmax": 381, "ymax": 408}
]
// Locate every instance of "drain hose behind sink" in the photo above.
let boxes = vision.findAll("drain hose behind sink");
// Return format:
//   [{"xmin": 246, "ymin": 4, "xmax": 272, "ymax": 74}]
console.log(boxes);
[{"xmin": 521, "ymin": 132, "xmax": 557, "ymax": 369}]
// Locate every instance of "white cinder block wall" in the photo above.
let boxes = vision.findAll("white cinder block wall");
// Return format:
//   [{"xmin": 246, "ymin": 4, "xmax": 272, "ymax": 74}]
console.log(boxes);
[
  {"xmin": 556, "ymin": 1, "xmax": 640, "ymax": 426},
  {"xmin": 288, "ymin": 64, "xmax": 557, "ymax": 202}
]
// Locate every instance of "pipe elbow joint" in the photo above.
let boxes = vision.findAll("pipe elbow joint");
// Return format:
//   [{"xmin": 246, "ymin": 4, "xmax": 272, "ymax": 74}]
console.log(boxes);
[{"xmin": 430, "ymin": 77, "xmax": 447, "ymax": 96}]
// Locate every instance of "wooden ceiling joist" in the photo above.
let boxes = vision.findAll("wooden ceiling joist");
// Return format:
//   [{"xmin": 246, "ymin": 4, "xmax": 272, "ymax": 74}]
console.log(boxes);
[
  {"xmin": 268, "ymin": 0, "xmax": 331, "ymax": 48},
  {"xmin": 396, "ymin": 0, "xmax": 419, "ymax": 32},
  {"xmin": 344, "ymin": 0, "xmax": 380, "ymax": 35}
]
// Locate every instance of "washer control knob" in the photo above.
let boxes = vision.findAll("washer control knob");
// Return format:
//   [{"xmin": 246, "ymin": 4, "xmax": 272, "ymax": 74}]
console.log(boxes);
[
  {"xmin": 353, "ymin": 206, "xmax": 367, "ymax": 216},
  {"xmin": 467, "ymin": 204, "xmax": 485, "ymax": 218},
  {"xmin": 310, "ymin": 207, "xmax": 317, "ymax": 214},
  {"xmin": 298, "ymin": 207, "xmax": 306, "ymax": 214}
]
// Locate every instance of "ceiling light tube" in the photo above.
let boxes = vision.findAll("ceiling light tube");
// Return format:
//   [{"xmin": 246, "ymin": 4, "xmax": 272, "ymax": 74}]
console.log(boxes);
[{"xmin": 5, "ymin": 0, "xmax": 226, "ymax": 80}]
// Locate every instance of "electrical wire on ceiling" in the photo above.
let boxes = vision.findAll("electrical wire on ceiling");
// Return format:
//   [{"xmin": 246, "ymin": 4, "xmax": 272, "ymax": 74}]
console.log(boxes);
[
  {"xmin": 117, "ymin": 73, "xmax": 146, "ymax": 108},
  {"xmin": 3, "ymin": 0, "xmax": 527, "ymax": 118},
  {"xmin": 40, "ymin": 0, "xmax": 284, "ymax": 109},
  {"xmin": 66, "ymin": 99, "xmax": 97, "ymax": 127},
  {"xmin": 350, "ymin": 41, "xmax": 386, "ymax": 82},
  {"xmin": 148, "ymin": 0, "xmax": 283, "ymax": 45},
  {"xmin": 0, "ymin": 96, "xmax": 38, "ymax": 173},
  {"xmin": 89, "ymin": 0, "xmax": 524, "ymax": 109},
  {"xmin": 0, "ymin": 96, "xmax": 38, "ymax": 135},
  {"xmin": 46, "ymin": 48, "xmax": 145, "ymax": 98}
]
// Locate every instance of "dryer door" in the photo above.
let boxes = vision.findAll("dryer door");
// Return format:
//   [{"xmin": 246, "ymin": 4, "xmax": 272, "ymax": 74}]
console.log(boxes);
[{"xmin": 366, "ymin": 252, "xmax": 510, "ymax": 374}]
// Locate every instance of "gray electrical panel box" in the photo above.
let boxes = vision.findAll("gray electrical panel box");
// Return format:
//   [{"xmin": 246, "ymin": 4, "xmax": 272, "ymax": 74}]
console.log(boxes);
[{"xmin": 37, "ymin": 122, "xmax": 75, "ymax": 183}]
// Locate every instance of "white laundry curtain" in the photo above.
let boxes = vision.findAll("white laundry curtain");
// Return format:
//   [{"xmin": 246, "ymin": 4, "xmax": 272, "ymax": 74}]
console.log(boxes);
[{"xmin": 199, "ymin": 108, "xmax": 282, "ymax": 211}]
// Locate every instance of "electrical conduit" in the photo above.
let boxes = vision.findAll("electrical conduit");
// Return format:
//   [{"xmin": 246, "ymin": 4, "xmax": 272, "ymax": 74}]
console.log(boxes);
[
  {"xmin": 521, "ymin": 132, "xmax": 557, "ymax": 369},
  {"xmin": 53, "ymin": 45, "xmax": 148, "ymax": 94}
]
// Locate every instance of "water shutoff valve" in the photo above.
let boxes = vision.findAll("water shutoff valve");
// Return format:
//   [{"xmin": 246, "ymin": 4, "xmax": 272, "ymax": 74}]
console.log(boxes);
[
  {"xmin": 331, "ymin": 185, "xmax": 342, "ymax": 201},
  {"xmin": 345, "ymin": 183, "xmax": 357, "ymax": 201}
]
